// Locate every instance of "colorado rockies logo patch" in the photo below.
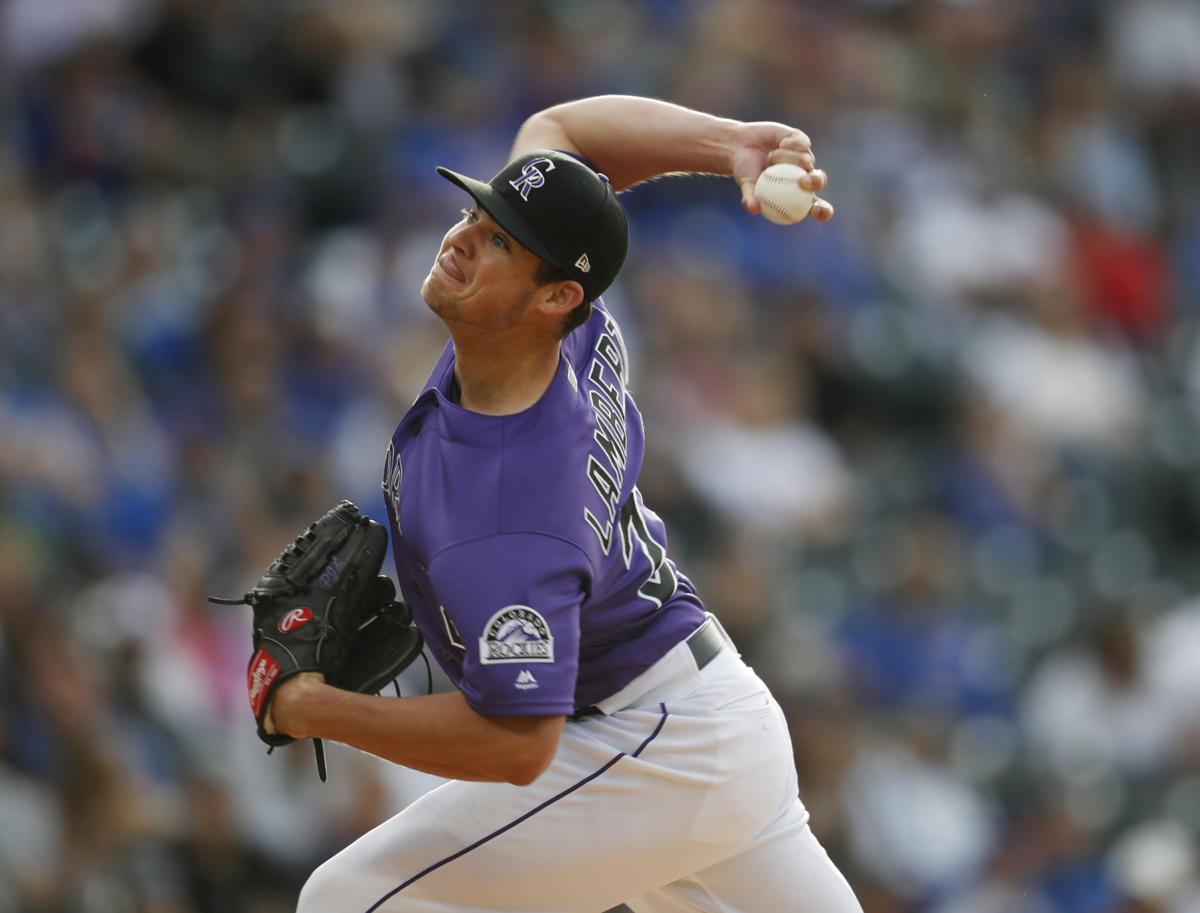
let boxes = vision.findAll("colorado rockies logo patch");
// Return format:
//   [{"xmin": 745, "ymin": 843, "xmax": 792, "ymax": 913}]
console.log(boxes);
[{"xmin": 479, "ymin": 606, "xmax": 555, "ymax": 664}]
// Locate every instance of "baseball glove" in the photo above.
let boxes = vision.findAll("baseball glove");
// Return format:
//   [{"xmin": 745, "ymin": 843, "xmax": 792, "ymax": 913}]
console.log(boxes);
[{"xmin": 211, "ymin": 500, "xmax": 423, "ymax": 779}]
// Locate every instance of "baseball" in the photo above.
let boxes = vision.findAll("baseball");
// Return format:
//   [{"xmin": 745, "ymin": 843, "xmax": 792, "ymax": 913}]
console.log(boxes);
[{"xmin": 754, "ymin": 163, "xmax": 815, "ymax": 224}]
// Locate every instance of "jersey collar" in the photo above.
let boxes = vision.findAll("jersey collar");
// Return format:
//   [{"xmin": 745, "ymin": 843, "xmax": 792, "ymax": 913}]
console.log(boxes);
[{"xmin": 415, "ymin": 340, "xmax": 584, "ymax": 447}]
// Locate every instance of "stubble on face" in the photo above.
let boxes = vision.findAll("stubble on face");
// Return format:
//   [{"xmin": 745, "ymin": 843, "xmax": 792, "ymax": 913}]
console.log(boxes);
[{"xmin": 421, "ymin": 273, "xmax": 537, "ymax": 331}]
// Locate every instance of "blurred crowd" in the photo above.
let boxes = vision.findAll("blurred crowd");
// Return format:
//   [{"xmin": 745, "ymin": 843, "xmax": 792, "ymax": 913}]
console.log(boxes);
[{"xmin": 2, "ymin": 0, "xmax": 1200, "ymax": 911}]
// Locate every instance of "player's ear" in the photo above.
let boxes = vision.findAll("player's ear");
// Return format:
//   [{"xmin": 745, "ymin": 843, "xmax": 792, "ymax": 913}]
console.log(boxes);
[{"xmin": 538, "ymin": 280, "xmax": 584, "ymax": 315}]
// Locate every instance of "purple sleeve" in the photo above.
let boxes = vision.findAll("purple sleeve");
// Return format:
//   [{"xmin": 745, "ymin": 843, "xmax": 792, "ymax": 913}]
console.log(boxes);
[
  {"xmin": 557, "ymin": 149, "xmax": 599, "ymax": 172},
  {"xmin": 428, "ymin": 533, "xmax": 590, "ymax": 716}
]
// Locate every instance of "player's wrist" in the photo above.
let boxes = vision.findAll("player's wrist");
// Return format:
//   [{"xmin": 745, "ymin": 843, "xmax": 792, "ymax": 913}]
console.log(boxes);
[
  {"xmin": 270, "ymin": 671, "xmax": 326, "ymax": 738},
  {"xmin": 711, "ymin": 117, "xmax": 748, "ymax": 177}
]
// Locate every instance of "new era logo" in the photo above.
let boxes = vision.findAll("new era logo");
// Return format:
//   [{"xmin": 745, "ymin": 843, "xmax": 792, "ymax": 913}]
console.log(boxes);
[
  {"xmin": 574, "ymin": 253, "xmax": 591, "ymax": 273},
  {"xmin": 515, "ymin": 669, "xmax": 539, "ymax": 690}
]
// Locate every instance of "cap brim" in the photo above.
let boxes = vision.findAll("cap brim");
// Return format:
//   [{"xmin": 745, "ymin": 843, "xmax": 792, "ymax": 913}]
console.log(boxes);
[{"xmin": 435, "ymin": 166, "xmax": 560, "ymax": 268}]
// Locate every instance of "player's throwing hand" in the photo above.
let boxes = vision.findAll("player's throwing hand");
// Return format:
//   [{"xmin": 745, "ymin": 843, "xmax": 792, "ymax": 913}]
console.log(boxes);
[{"xmin": 732, "ymin": 122, "xmax": 834, "ymax": 221}]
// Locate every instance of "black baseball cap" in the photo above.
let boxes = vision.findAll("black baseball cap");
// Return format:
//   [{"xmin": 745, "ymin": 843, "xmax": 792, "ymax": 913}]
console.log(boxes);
[{"xmin": 436, "ymin": 149, "xmax": 628, "ymax": 302}]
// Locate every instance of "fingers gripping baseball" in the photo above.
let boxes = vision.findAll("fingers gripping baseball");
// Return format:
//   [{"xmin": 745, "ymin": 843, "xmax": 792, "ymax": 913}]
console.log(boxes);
[
  {"xmin": 733, "ymin": 123, "xmax": 834, "ymax": 223},
  {"xmin": 769, "ymin": 131, "xmax": 816, "ymax": 170}
]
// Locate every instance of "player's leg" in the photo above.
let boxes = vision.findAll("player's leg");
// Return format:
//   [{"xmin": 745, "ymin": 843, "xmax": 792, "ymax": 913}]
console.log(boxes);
[
  {"xmin": 626, "ymin": 811, "xmax": 862, "ymax": 913},
  {"xmin": 296, "ymin": 643, "xmax": 815, "ymax": 913},
  {"xmin": 296, "ymin": 702, "xmax": 722, "ymax": 913}
]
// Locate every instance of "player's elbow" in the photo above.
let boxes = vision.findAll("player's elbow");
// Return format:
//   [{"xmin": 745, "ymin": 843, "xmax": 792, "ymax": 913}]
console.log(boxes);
[
  {"xmin": 506, "ymin": 760, "xmax": 546, "ymax": 787},
  {"xmin": 511, "ymin": 108, "xmax": 575, "ymax": 161},
  {"xmin": 502, "ymin": 715, "xmax": 565, "ymax": 786},
  {"xmin": 505, "ymin": 740, "xmax": 556, "ymax": 786}
]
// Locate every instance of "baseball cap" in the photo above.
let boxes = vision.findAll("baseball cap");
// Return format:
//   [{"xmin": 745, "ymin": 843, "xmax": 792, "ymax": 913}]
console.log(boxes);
[{"xmin": 436, "ymin": 149, "xmax": 628, "ymax": 302}]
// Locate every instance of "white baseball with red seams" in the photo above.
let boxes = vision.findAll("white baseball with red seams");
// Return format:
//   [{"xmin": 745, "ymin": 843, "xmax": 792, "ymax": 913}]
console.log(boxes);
[{"xmin": 754, "ymin": 163, "xmax": 815, "ymax": 224}]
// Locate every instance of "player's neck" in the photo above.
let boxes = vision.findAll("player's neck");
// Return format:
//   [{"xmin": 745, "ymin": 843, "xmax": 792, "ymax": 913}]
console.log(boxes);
[{"xmin": 450, "ymin": 335, "xmax": 562, "ymax": 416}]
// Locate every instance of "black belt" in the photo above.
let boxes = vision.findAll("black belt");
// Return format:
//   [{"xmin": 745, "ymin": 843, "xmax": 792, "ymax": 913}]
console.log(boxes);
[{"xmin": 570, "ymin": 617, "xmax": 725, "ymax": 720}]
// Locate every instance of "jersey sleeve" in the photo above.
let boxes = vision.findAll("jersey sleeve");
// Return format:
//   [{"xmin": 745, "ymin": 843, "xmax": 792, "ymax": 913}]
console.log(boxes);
[
  {"xmin": 428, "ymin": 533, "xmax": 591, "ymax": 716},
  {"xmin": 556, "ymin": 149, "xmax": 600, "ymax": 172}
]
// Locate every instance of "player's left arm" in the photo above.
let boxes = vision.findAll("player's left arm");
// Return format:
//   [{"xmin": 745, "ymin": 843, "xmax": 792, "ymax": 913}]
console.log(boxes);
[
  {"xmin": 511, "ymin": 94, "xmax": 833, "ymax": 220},
  {"xmin": 270, "ymin": 532, "xmax": 585, "ymax": 786},
  {"xmin": 270, "ymin": 682, "xmax": 563, "ymax": 786}
]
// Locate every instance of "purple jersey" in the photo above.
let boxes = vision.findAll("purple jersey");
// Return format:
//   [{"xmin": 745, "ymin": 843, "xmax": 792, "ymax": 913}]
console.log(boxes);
[{"xmin": 381, "ymin": 302, "xmax": 706, "ymax": 716}]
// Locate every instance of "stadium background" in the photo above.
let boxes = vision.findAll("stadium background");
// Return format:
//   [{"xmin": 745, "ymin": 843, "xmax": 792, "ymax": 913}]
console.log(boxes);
[{"xmin": 3, "ymin": 1, "xmax": 1200, "ymax": 911}]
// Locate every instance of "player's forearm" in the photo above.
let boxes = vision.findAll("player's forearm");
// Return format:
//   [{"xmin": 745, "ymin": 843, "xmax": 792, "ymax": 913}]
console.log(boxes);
[
  {"xmin": 272, "ymin": 681, "xmax": 563, "ymax": 785},
  {"xmin": 513, "ymin": 95, "xmax": 741, "ymax": 191}
]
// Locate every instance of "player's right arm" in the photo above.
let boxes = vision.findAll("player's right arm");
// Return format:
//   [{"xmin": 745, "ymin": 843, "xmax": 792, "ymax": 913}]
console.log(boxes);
[{"xmin": 511, "ymin": 94, "xmax": 833, "ymax": 220}]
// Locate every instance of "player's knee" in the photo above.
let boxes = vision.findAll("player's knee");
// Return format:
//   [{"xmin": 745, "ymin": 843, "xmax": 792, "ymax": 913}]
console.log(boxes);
[{"xmin": 296, "ymin": 858, "xmax": 344, "ymax": 913}]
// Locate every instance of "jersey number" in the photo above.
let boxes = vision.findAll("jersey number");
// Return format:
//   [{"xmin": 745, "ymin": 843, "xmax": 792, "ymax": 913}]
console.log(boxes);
[{"xmin": 620, "ymin": 488, "xmax": 679, "ymax": 608}]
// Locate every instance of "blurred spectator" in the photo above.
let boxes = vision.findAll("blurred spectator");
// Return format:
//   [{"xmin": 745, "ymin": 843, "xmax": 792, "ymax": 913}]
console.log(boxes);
[
  {"xmin": 963, "ymin": 304, "xmax": 1144, "ymax": 455},
  {"xmin": 843, "ymin": 716, "xmax": 996, "ymax": 903},
  {"xmin": 1107, "ymin": 820, "xmax": 1200, "ymax": 913},
  {"xmin": 933, "ymin": 813, "xmax": 1058, "ymax": 913},
  {"xmin": 675, "ymin": 350, "xmax": 854, "ymax": 542},
  {"xmin": 1146, "ymin": 598, "xmax": 1200, "ymax": 766},
  {"xmin": 1020, "ymin": 605, "xmax": 1191, "ymax": 777},
  {"xmin": 835, "ymin": 511, "xmax": 1014, "ymax": 717}
]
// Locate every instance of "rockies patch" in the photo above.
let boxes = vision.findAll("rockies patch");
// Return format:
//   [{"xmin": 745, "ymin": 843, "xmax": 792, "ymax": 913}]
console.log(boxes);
[{"xmin": 478, "ymin": 606, "xmax": 555, "ymax": 665}]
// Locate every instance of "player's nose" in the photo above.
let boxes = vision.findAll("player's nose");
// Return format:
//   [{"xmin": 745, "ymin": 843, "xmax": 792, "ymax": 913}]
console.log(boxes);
[{"xmin": 445, "ymin": 221, "xmax": 478, "ymax": 259}]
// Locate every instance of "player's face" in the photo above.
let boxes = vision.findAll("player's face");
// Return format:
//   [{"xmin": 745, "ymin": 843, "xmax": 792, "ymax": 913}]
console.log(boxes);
[{"xmin": 422, "ymin": 206, "xmax": 547, "ymax": 331}]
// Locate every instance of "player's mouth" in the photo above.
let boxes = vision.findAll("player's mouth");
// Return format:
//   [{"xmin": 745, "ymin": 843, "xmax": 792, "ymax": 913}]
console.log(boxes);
[{"xmin": 435, "ymin": 253, "xmax": 466, "ymax": 284}]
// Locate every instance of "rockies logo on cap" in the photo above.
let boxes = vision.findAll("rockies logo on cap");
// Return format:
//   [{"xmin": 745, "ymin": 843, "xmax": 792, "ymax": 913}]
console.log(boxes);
[{"xmin": 508, "ymin": 157, "xmax": 556, "ymax": 200}]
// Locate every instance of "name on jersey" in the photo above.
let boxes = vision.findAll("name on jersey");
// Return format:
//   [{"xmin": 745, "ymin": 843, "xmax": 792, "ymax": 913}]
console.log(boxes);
[
  {"xmin": 583, "ymin": 311, "xmax": 631, "ymax": 555},
  {"xmin": 479, "ymin": 606, "xmax": 556, "ymax": 664}
]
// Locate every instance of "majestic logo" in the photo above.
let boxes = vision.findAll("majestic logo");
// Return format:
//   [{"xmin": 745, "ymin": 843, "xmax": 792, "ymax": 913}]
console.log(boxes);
[
  {"xmin": 515, "ymin": 669, "xmax": 539, "ymax": 690},
  {"xmin": 247, "ymin": 648, "xmax": 281, "ymax": 717},
  {"xmin": 278, "ymin": 606, "xmax": 314, "ymax": 633},
  {"xmin": 479, "ymin": 606, "xmax": 555, "ymax": 664},
  {"xmin": 574, "ymin": 253, "xmax": 591, "ymax": 273},
  {"xmin": 509, "ymin": 157, "xmax": 556, "ymax": 201}
]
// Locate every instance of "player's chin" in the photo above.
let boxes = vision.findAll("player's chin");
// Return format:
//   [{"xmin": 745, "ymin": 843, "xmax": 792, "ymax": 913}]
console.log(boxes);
[
  {"xmin": 421, "ymin": 276, "xmax": 451, "ymax": 314},
  {"xmin": 424, "ymin": 289, "xmax": 472, "ymax": 331},
  {"xmin": 422, "ymin": 269, "xmax": 453, "ymax": 299}
]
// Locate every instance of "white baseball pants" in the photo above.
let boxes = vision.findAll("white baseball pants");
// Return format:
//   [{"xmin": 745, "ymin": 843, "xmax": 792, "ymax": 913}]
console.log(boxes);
[{"xmin": 297, "ymin": 624, "xmax": 862, "ymax": 913}]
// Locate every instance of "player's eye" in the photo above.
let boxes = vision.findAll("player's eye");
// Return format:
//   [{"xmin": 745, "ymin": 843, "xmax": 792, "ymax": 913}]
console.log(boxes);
[{"xmin": 459, "ymin": 207, "xmax": 508, "ymax": 251}]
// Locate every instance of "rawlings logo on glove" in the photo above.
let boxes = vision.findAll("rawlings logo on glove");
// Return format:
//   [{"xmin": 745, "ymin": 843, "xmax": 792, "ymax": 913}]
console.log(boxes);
[
  {"xmin": 211, "ymin": 500, "xmax": 424, "ymax": 780},
  {"xmin": 278, "ymin": 607, "xmax": 313, "ymax": 633}
]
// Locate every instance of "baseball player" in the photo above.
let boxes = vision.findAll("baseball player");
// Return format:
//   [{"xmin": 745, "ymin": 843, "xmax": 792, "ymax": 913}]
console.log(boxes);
[{"xmin": 266, "ymin": 95, "xmax": 861, "ymax": 913}]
